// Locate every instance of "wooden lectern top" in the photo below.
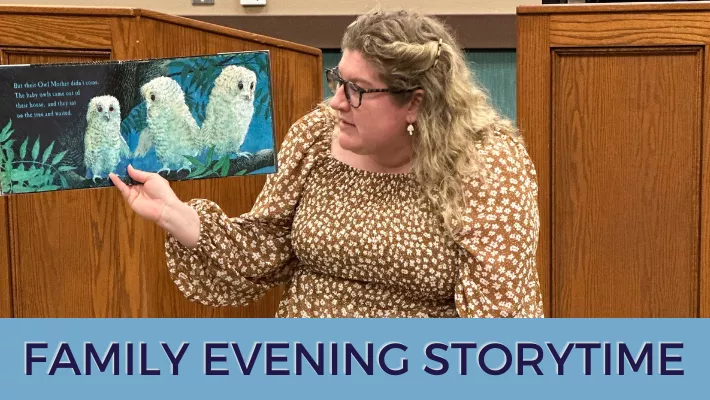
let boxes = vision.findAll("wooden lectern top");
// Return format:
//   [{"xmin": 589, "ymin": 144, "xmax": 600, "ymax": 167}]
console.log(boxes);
[
  {"xmin": 0, "ymin": 4, "xmax": 320, "ymax": 56},
  {"xmin": 519, "ymin": 1, "xmax": 710, "ymax": 15}
]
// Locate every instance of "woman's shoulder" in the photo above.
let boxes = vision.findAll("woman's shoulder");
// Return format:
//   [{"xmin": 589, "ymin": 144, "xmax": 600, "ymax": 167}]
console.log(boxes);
[
  {"xmin": 278, "ymin": 104, "xmax": 337, "ymax": 162},
  {"xmin": 466, "ymin": 125, "xmax": 538, "ymax": 193},
  {"xmin": 286, "ymin": 104, "xmax": 337, "ymax": 145},
  {"xmin": 479, "ymin": 125, "xmax": 534, "ymax": 170}
]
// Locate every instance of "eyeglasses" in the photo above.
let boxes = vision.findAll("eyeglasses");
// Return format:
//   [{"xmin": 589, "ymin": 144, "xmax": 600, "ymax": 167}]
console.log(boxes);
[{"xmin": 325, "ymin": 67, "xmax": 419, "ymax": 108}]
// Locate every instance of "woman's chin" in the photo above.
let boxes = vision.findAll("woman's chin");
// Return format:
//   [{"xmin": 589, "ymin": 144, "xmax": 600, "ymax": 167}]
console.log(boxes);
[{"xmin": 338, "ymin": 133, "xmax": 362, "ymax": 153}]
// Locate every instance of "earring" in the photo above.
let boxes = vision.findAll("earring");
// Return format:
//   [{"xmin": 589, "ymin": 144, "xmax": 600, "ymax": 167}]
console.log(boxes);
[{"xmin": 407, "ymin": 123, "xmax": 414, "ymax": 136}]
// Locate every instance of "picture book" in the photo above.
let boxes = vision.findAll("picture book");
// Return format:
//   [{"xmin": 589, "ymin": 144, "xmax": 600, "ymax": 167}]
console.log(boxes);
[{"xmin": 0, "ymin": 50, "xmax": 277, "ymax": 195}]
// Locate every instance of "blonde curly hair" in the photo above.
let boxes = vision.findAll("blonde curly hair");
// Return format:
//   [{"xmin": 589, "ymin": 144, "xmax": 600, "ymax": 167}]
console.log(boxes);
[{"xmin": 323, "ymin": 9, "xmax": 517, "ymax": 234}]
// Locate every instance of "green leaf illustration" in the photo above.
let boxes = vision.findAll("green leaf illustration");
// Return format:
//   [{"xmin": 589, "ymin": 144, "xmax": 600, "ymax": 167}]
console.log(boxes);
[
  {"xmin": 170, "ymin": 61, "xmax": 188, "ymax": 71},
  {"xmin": 11, "ymin": 185, "xmax": 35, "ymax": 194},
  {"xmin": 2, "ymin": 139, "xmax": 15, "ymax": 153},
  {"xmin": 220, "ymin": 158, "xmax": 230, "ymax": 176},
  {"xmin": 0, "ymin": 120, "xmax": 12, "ymax": 142},
  {"xmin": 52, "ymin": 150, "xmax": 67, "ymax": 165},
  {"xmin": 42, "ymin": 141, "xmax": 55, "ymax": 164},
  {"xmin": 187, "ymin": 165, "xmax": 209, "ymax": 178},
  {"xmin": 58, "ymin": 165, "xmax": 75, "ymax": 172},
  {"xmin": 213, "ymin": 155, "xmax": 229, "ymax": 177},
  {"xmin": 31, "ymin": 138, "xmax": 40, "ymax": 161},
  {"xmin": 196, "ymin": 71, "xmax": 212, "ymax": 92},
  {"xmin": 11, "ymin": 168, "xmax": 41, "ymax": 183},
  {"xmin": 59, "ymin": 175, "xmax": 68, "ymax": 188},
  {"xmin": 28, "ymin": 174, "xmax": 47, "ymax": 187},
  {"xmin": 236, "ymin": 169, "xmax": 247, "ymax": 176},
  {"xmin": 255, "ymin": 57, "xmax": 267, "ymax": 74},
  {"xmin": 44, "ymin": 169, "xmax": 53, "ymax": 186},
  {"xmin": 184, "ymin": 155, "xmax": 205, "ymax": 168},
  {"xmin": 181, "ymin": 68, "xmax": 191, "ymax": 89},
  {"xmin": 19, "ymin": 137, "xmax": 28, "ymax": 159},
  {"xmin": 1, "ymin": 176, "xmax": 11, "ymax": 191}
]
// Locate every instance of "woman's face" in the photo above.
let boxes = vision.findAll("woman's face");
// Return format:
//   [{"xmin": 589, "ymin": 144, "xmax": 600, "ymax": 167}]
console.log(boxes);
[{"xmin": 329, "ymin": 49, "xmax": 417, "ymax": 157}]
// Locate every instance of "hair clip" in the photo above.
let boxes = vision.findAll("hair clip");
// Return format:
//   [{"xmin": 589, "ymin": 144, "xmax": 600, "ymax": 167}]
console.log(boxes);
[{"xmin": 432, "ymin": 38, "xmax": 443, "ymax": 67}]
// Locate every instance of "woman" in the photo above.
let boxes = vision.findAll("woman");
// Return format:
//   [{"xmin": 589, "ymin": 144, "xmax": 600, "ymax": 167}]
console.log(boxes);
[{"xmin": 110, "ymin": 9, "xmax": 544, "ymax": 318}]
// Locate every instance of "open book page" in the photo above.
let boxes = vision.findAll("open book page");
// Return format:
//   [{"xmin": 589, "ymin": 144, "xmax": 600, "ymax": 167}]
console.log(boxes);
[{"xmin": 0, "ymin": 51, "xmax": 277, "ymax": 195}]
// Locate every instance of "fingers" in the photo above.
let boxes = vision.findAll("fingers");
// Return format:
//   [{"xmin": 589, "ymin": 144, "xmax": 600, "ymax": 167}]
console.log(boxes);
[
  {"xmin": 109, "ymin": 173, "xmax": 131, "ymax": 199},
  {"xmin": 126, "ymin": 164, "xmax": 152, "ymax": 184}
]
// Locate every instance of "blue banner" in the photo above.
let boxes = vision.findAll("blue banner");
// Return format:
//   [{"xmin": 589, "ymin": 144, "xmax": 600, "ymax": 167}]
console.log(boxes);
[{"xmin": 0, "ymin": 319, "xmax": 704, "ymax": 398}]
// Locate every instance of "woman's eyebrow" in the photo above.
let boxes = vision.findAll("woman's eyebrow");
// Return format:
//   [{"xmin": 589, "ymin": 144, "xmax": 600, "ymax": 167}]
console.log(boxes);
[
  {"xmin": 337, "ymin": 66, "xmax": 374, "ymax": 87},
  {"xmin": 350, "ymin": 76, "xmax": 374, "ymax": 86}
]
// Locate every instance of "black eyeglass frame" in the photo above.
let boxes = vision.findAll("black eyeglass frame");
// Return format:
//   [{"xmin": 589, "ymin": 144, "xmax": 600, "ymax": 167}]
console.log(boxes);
[{"xmin": 325, "ymin": 67, "xmax": 420, "ymax": 108}]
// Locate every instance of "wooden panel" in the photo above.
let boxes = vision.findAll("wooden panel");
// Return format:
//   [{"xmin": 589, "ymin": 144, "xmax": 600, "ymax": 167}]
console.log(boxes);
[
  {"xmin": 552, "ymin": 47, "xmax": 702, "ymax": 317},
  {"xmin": 517, "ymin": 15, "xmax": 551, "ymax": 317},
  {"xmin": 139, "ymin": 11, "xmax": 320, "ymax": 57},
  {"xmin": 0, "ymin": 48, "xmax": 111, "ymax": 65},
  {"xmin": 0, "ymin": 15, "xmax": 113, "ymax": 49},
  {"xmin": 109, "ymin": 17, "xmax": 141, "ymax": 60},
  {"xmin": 519, "ymin": 3, "xmax": 710, "ymax": 14},
  {"xmin": 549, "ymin": 13, "xmax": 710, "ymax": 47},
  {"xmin": 702, "ymin": 46, "xmax": 710, "ymax": 318},
  {"xmin": 0, "ymin": 6, "xmax": 135, "ymax": 16},
  {"xmin": 11, "ymin": 190, "xmax": 120, "ymax": 317},
  {"xmin": 0, "ymin": 197, "xmax": 11, "ymax": 317},
  {"xmin": 5, "ymin": 49, "xmax": 116, "ymax": 317}
]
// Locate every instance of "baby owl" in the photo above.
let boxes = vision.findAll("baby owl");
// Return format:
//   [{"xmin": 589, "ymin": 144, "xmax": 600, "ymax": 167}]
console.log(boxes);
[
  {"xmin": 84, "ymin": 95, "xmax": 129, "ymax": 183},
  {"xmin": 201, "ymin": 66, "xmax": 257, "ymax": 159},
  {"xmin": 134, "ymin": 76, "xmax": 201, "ymax": 173}
]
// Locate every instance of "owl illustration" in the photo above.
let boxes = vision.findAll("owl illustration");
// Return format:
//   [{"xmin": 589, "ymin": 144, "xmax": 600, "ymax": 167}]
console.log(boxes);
[
  {"xmin": 84, "ymin": 95, "xmax": 129, "ymax": 182},
  {"xmin": 134, "ymin": 76, "xmax": 201, "ymax": 173},
  {"xmin": 201, "ymin": 66, "xmax": 256, "ymax": 159}
]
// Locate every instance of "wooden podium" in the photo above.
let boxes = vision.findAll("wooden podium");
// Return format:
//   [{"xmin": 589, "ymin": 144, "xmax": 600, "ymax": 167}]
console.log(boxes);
[
  {"xmin": 517, "ymin": 2, "xmax": 710, "ymax": 318},
  {"xmin": 0, "ymin": 6, "xmax": 323, "ymax": 318}
]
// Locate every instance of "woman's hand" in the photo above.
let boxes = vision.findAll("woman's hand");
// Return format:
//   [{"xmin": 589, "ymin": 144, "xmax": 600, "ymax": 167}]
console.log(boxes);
[
  {"xmin": 109, "ymin": 165, "xmax": 178, "ymax": 226},
  {"xmin": 110, "ymin": 165, "xmax": 200, "ymax": 248}
]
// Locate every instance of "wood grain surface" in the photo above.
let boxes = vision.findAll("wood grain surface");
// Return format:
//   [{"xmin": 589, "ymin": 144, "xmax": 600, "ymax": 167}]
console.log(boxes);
[
  {"xmin": 550, "ymin": 13, "xmax": 710, "ymax": 47},
  {"xmin": 519, "ymin": 4, "xmax": 710, "ymax": 317},
  {"xmin": 552, "ymin": 47, "xmax": 702, "ymax": 317},
  {"xmin": 517, "ymin": 14, "xmax": 552, "ymax": 317},
  {"xmin": 519, "ymin": 2, "xmax": 710, "ymax": 15}
]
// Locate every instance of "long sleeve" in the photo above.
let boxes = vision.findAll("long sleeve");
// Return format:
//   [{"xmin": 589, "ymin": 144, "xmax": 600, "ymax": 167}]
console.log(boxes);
[
  {"xmin": 453, "ymin": 133, "xmax": 545, "ymax": 318},
  {"xmin": 164, "ymin": 108, "xmax": 333, "ymax": 307}
]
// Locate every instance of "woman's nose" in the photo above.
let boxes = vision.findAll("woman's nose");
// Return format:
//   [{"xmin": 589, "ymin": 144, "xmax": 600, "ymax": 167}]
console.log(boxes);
[{"xmin": 329, "ymin": 84, "xmax": 350, "ymax": 112}]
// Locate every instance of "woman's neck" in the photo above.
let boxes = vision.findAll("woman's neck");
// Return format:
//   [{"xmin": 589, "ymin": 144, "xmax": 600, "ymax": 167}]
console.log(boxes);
[
  {"xmin": 331, "ymin": 133, "xmax": 413, "ymax": 174},
  {"xmin": 366, "ymin": 144, "xmax": 413, "ymax": 174}
]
